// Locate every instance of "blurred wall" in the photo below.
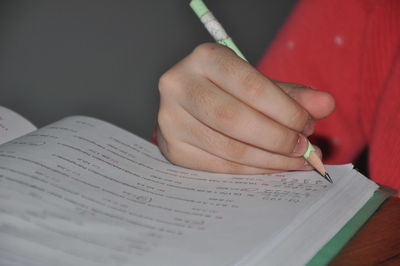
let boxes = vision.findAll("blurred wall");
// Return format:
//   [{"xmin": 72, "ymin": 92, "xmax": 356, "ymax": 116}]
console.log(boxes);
[{"xmin": 0, "ymin": 0, "xmax": 296, "ymax": 140}]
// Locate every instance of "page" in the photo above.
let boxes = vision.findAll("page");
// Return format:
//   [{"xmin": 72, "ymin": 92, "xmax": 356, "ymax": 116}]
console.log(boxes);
[
  {"xmin": 0, "ymin": 116, "xmax": 378, "ymax": 266},
  {"xmin": 0, "ymin": 106, "xmax": 37, "ymax": 145},
  {"xmin": 240, "ymin": 168, "xmax": 378, "ymax": 266}
]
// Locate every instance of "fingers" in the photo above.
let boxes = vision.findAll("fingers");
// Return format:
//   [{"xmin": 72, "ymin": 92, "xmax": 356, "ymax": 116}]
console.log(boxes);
[
  {"xmin": 157, "ymin": 128, "xmax": 282, "ymax": 175},
  {"xmin": 169, "ymin": 75, "xmax": 309, "ymax": 156},
  {"xmin": 158, "ymin": 104, "xmax": 312, "ymax": 171},
  {"xmin": 188, "ymin": 43, "xmax": 311, "ymax": 133}
]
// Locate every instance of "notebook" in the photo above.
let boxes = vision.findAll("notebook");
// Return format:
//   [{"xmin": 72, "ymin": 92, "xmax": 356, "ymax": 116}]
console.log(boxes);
[{"xmin": 0, "ymin": 106, "xmax": 393, "ymax": 265}]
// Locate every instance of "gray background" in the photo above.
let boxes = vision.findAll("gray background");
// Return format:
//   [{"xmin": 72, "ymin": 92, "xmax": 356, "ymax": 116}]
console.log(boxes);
[{"xmin": 0, "ymin": 0, "xmax": 296, "ymax": 140}]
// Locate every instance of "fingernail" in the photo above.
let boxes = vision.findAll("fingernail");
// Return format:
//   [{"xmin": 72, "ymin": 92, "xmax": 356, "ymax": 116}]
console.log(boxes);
[
  {"xmin": 302, "ymin": 119, "xmax": 315, "ymax": 136},
  {"xmin": 292, "ymin": 134, "xmax": 308, "ymax": 156}
]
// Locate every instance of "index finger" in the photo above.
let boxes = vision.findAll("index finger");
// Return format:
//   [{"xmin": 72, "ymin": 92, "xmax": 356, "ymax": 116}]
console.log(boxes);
[{"xmin": 189, "ymin": 43, "xmax": 311, "ymax": 132}]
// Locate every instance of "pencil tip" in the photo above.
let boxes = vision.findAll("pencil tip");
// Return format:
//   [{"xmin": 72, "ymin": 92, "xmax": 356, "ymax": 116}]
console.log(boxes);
[{"xmin": 324, "ymin": 173, "xmax": 333, "ymax": 183}]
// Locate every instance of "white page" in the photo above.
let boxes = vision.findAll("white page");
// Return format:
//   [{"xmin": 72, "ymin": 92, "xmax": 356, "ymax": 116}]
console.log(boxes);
[
  {"xmin": 243, "ymin": 167, "xmax": 378, "ymax": 266},
  {"xmin": 0, "ymin": 106, "xmax": 37, "ymax": 145},
  {"xmin": 271, "ymin": 171, "xmax": 376, "ymax": 266},
  {"xmin": 0, "ymin": 116, "xmax": 378, "ymax": 266}
]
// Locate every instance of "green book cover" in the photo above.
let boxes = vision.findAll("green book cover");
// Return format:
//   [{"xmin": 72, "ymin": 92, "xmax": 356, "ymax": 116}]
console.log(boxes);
[{"xmin": 307, "ymin": 186, "xmax": 396, "ymax": 266}]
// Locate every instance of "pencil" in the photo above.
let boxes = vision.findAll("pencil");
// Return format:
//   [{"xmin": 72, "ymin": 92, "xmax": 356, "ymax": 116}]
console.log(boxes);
[{"xmin": 189, "ymin": 0, "xmax": 332, "ymax": 183}]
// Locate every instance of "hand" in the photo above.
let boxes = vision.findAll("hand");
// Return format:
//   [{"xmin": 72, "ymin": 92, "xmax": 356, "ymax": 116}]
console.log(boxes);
[{"xmin": 157, "ymin": 43, "xmax": 335, "ymax": 174}]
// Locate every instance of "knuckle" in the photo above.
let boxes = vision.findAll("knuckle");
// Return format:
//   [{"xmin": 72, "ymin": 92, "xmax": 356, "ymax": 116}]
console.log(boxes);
[
  {"xmin": 157, "ymin": 109, "xmax": 173, "ymax": 130},
  {"xmin": 287, "ymin": 108, "xmax": 309, "ymax": 131},
  {"xmin": 215, "ymin": 103, "xmax": 236, "ymax": 121},
  {"xmin": 224, "ymin": 138, "xmax": 248, "ymax": 160},
  {"xmin": 213, "ymin": 102, "xmax": 239, "ymax": 131},
  {"xmin": 192, "ymin": 43, "xmax": 226, "ymax": 59},
  {"xmin": 158, "ymin": 71, "xmax": 173, "ymax": 94},
  {"xmin": 158, "ymin": 69, "xmax": 181, "ymax": 96},
  {"xmin": 273, "ymin": 129, "xmax": 297, "ymax": 154},
  {"xmin": 186, "ymin": 81, "xmax": 209, "ymax": 107},
  {"xmin": 193, "ymin": 43, "xmax": 237, "ymax": 75},
  {"xmin": 240, "ymin": 71, "xmax": 266, "ymax": 100},
  {"xmin": 214, "ymin": 55, "xmax": 239, "ymax": 78}
]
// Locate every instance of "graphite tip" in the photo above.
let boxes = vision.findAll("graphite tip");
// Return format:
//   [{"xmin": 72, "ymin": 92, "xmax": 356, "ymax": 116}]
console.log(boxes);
[{"xmin": 324, "ymin": 173, "xmax": 333, "ymax": 183}]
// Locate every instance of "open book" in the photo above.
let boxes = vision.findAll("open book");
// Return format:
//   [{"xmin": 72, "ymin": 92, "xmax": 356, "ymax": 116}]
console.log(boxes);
[{"xmin": 0, "ymin": 106, "xmax": 392, "ymax": 266}]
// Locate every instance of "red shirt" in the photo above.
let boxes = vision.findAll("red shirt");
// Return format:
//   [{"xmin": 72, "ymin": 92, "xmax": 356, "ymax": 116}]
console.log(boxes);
[{"xmin": 258, "ymin": 0, "xmax": 400, "ymax": 193}]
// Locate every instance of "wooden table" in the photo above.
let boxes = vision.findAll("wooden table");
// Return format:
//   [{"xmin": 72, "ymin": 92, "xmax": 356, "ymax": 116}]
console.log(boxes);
[{"xmin": 330, "ymin": 197, "xmax": 400, "ymax": 265}]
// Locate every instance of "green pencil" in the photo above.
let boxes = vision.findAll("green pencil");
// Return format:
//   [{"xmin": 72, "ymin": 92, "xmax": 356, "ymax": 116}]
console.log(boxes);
[{"xmin": 189, "ymin": 0, "xmax": 246, "ymax": 61}]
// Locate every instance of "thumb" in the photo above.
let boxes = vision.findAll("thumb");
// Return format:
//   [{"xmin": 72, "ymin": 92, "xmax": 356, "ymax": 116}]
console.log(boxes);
[{"xmin": 275, "ymin": 81, "xmax": 336, "ymax": 120}]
